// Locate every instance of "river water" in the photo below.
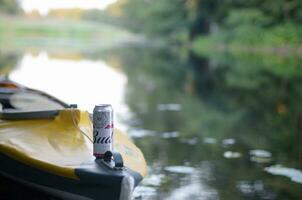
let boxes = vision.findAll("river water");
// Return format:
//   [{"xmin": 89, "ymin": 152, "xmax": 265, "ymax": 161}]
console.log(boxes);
[{"xmin": 0, "ymin": 45, "xmax": 301, "ymax": 200}]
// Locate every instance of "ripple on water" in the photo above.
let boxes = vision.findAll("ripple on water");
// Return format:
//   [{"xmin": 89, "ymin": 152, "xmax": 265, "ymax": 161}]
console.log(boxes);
[
  {"xmin": 132, "ymin": 186, "xmax": 157, "ymax": 200},
  {"xmin": 180, "ymin": 137, "xmax": 198, "ymax": 145},
  {"xmin": 128, "ymin": 129, "xmax": 156, "ymax": 138},
  {"xmin": 164, "ymin": 166, "xmax": 196, "ymax": 174},
  {"xmin": 224, "ymin": 151, "xmax": 241, "ymax": 159},
  {"xmin": 222, "ymin": 138, "xmax": 236, "ymax": 146},
  {"xmin": 264, "ymin": 165, "xmax": 302, "ymax": 184},
  {"xmin": 142, "ymin": 174, "xmax": 165, "ymax": 187},
  {"xmin": 164, "ymin": 166, "xmax": 219, "ymax": 200},
  {"xmin": 249, "ymin": 150, "xmax": 272, "ymax": 158},
  {"xmin": 236, "ymin": 180, "xmax": 276, "ymax": 199},
  {"xmin": 157, "ymin": 104, "xmax": 182, "ymax": 111},
  {"xmin": 203, "ymin": 137, "xmax": 217, "ymax": 144},
  {"xmin": 161, "ymin": 131, "xmax": 179, "ymax": 139},
  {"xmin": 237, "ymin": 180, "xmax": 263, "ymax": 195},
  {"xmin": 249, "ymin": 149, "xmax": 272, "ymax": 163}
]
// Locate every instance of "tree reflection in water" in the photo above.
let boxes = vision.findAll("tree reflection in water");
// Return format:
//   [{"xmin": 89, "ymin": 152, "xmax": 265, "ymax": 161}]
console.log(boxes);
[{"xmin": 99, "ymin": 47, "xmax": 302, "ymax": 200}]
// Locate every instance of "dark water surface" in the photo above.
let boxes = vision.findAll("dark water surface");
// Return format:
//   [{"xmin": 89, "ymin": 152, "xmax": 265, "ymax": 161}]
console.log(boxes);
[{"xmin": 0, "ymin": 46, "xmax": 301, "ymax": 200}]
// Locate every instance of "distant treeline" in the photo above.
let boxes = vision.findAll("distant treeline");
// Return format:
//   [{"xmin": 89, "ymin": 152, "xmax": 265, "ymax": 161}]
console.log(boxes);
[
  {"xmin": 84, "ymin": 0, "xmax": 302, "ymax": 47},
  {"xmin": 0, "ymin": 0, "xmax": 21, "ymax": 14},
  {"xmin": 2, "ymin": 0, "xmax": 301, "ymax": 48}
]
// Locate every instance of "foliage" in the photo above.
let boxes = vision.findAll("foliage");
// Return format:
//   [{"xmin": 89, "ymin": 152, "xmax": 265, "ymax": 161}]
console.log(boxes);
[
  {"xmin": 98, "ymin": 0, "xmax": 302, "ymax": 49},
  {"xmin": 225, "ymin": 9, "xmax": 273, "ymax": 28},
  {"xmin": 0, "ymin": 0, "xmax": 21, "ymax": 15},
  {"xmin": 48, "ymin": 9, "xmax": 84, "ymax": 20},
  {"xmin": 0, "ymin": 17, "xmax": 134, "ymax": 52},
  {"xmin": 107, "ymin": 0, "xmax": 189, "ymax": 41},
  {"xmin": 0, "ymin": 51, "xmax": 21, "ymax": 74}
]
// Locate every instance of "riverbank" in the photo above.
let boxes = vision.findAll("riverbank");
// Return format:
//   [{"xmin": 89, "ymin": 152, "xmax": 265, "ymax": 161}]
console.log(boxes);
[
  {"xmin": 0, "ymin": 15, "xmax": 143, "ymax": 52},
  {"xmin": 192, "ymin": 23, "xmax": 302, "ymax": 57}
]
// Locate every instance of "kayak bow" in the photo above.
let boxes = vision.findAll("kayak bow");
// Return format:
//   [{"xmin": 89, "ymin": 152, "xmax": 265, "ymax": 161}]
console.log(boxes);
[{"xmin": 0, "ymin": 79, "xmax": 147, "ymax": 200}]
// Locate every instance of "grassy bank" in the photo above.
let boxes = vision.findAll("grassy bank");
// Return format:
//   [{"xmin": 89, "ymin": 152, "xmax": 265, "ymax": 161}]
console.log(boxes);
[
  {"xmin": 0, "ymin": 16, "xmax": 142, "ymax": 52},
  {"xmin": 192, "ymin": 23, "xmax": 302, "ymax": 57}
]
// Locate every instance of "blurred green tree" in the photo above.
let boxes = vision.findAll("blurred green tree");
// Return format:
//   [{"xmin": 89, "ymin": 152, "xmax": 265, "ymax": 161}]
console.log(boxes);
[
  {"xmin": 0, "ymin": 0, "xmax": 21, "ymax": 15},
  {"xmin": 99, "ymin": 0, "xmax": 302, "ymax": 45}
]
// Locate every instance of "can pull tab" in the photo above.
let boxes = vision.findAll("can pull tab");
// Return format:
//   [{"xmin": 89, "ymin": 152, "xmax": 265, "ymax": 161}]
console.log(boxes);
[{"xmin": 102, "ymin": 151, "xmax": 124, "ymax": 170}]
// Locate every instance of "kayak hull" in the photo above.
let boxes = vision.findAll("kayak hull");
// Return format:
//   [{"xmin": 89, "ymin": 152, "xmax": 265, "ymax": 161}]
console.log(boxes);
[{"xmin": 0, "ymin": 152, "xmax": 141, "ymax": 200}]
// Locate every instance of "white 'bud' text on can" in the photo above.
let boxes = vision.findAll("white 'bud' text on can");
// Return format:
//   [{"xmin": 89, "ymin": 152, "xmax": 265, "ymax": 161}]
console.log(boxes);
[{"xmin": 93, "ymin": 104, "xmax": 114, "ymax": 158}]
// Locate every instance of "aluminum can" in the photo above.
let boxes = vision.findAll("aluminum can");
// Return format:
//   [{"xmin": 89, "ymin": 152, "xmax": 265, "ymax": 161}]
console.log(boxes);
[{"xmin": 93, "ymin": 104, "xmax": 114, "ymax": 158}]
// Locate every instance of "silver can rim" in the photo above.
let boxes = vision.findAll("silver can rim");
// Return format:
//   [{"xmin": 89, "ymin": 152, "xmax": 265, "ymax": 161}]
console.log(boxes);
[{"xmin": 95, "ymin": 104, "xmax": 112, "ymax": 108}]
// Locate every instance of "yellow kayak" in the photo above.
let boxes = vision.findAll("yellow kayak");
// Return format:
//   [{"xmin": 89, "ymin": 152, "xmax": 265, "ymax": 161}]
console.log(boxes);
[{"xmin": 0, "ymin": 79, "xmax": 147, "ymax": 200}]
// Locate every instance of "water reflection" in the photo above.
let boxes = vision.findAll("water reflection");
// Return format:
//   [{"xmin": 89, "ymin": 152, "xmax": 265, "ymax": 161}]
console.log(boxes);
[
  {"xmin": 8, "ymin": 52, "xmax": 130, "ymax": 129},
  {"xmin": 106, "ymin": 46, "xmax": 302, "ymax": 199},
  {"xmin": 223, "ymin": 151, "xmax": 241, "ymax": 159},
  {"xmin": 0, "ymin": 46, "xmax": 302, "ymax": 200},
  {"xmin": 164, "ymin": 164, "xmax": 218, "ymax": 200},
  {"xmin": 0, "ymin": 51, "xmax": 21, "ymax": 74},
  {"xmin": 265, "ymin": 165, "xmax": 302, "ymax": 184}
]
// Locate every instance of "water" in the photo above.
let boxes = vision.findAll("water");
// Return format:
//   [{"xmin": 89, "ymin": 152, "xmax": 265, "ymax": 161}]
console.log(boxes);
[{"xmin": 0, "ymin": 46, "xmax": 302, "ymax": 200}]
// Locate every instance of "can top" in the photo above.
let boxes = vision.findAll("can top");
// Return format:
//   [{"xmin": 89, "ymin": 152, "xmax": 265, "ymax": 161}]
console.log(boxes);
[{"xmin": 94, "ymin": 104, "xmax": 112, "ymax": 110}]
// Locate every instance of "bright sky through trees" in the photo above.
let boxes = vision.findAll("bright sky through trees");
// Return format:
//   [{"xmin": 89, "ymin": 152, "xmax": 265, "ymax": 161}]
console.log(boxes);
[{"xmin": 20, "ymin": 0, "xmax": 117, "ymax": 15}]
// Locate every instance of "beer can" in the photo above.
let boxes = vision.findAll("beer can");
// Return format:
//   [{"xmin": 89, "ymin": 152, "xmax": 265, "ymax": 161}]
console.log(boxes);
[{"xmin": 93, "ymin": 104, "xmax": 114, "ymax": 158}]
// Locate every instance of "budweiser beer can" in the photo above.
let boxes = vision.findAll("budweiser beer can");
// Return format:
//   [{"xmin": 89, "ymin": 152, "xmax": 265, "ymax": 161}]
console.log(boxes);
[{"xmin": 93, "ymin": 104, "xmax": 114, "ymax": 158}]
